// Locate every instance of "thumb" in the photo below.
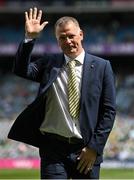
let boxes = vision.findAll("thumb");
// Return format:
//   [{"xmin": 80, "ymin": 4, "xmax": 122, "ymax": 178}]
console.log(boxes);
[
  {"xmin": 77, "ymin": 148, "xmax": 86, "ymax": 160},
  {"xmin": 77, "ymin": 151, "xmax": 83, "ymax": 160},
  {"xmin": 40, "ymin": 21, "xmax": 49, "ymax": 30}
]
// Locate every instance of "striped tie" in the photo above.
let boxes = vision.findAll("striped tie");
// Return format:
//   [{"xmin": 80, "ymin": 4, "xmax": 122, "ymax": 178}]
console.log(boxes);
[{"xmin": 68, "ymin": 60, "xmax": 80, "ymax": 119}]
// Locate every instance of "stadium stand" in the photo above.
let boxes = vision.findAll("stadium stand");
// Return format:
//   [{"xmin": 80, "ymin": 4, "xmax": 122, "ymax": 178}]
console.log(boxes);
[{"xmin": 0, "ymin": 0, "xmax": 134, "ymax": 168}]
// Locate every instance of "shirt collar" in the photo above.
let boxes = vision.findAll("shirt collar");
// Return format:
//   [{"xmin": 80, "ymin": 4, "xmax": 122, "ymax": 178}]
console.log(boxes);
[{"xmin": 64, "ymin": 50, "xmax": 85, "ymax": 65}]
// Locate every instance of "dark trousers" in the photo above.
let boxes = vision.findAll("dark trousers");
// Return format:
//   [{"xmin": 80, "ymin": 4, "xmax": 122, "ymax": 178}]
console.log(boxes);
[{"xmin": 39, "ymin": 134, "xmax": 100, "ymax": 179}]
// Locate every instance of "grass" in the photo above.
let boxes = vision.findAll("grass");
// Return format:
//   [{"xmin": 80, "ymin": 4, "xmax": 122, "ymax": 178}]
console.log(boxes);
[
  {"xmin": 0, "ymin": 168, "xmax": 134, "ymax": 179},
  {"xmin": 100, "ymin": 168, "xmax": 134, "ymax": 179},
  {"xmin": 0, "ymin": 169, "xmax": 39, "ymax": 179}
]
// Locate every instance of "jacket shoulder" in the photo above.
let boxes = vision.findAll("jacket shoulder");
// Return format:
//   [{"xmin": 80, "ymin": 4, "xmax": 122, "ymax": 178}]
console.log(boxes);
[{"xmin": 86, "ymin": 53, "xmax": 108, "ymax": 64}]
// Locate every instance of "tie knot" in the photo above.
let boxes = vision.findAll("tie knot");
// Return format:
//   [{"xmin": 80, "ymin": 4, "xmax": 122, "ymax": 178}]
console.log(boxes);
[{"xmin": 68, "ymin": 59, "xmax": 76, "ymax": 68}]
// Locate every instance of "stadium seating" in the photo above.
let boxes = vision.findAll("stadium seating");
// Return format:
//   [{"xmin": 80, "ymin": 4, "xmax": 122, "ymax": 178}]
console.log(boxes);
[{"xmin": 0, "ymin": 0, "xmax": 134, "ymax": 168}]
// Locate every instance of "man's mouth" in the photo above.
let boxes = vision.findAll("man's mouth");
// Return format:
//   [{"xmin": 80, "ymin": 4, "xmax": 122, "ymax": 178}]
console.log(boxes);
[{"xmin": 68, "ymin": 45, "xmax": 76, "ymax": 50}]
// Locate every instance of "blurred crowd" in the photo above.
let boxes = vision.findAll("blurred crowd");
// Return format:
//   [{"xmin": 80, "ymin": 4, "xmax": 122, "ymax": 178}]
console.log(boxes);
[
  {"xmin": 0, "ymin": 0, "xmax": 134, "ymax": 7},
  {"xmin": 0, "ymin": 0, "xmax": 110, "ymax": 7},
  {"xmin": 0, "ymin": 72, "xmax": 134, "ymax": 161},
  {"xmin": 0, "ymin": 0, "xmax": 134, "ymax": 166},
  {"xmin": 0, "ymin": 21, "xmax": 134, "ymax": 45},
  {"xmin": 0, "ymin": 73, "xmax": 38, "ymax": 120}
]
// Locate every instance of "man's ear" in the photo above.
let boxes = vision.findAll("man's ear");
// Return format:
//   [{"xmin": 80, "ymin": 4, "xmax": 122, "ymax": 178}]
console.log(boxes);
[{"xmin": 80, "ymin": 29, "xmax": 84, "ymax": 40}]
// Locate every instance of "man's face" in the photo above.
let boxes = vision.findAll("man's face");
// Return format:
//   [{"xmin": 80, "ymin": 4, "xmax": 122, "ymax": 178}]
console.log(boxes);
[{"xmin": 55, "ymin": 22, "xmax": 83, "ymax": 58}]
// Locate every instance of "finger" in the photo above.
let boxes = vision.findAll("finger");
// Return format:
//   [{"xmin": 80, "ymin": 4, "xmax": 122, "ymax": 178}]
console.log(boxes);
[
  {"xmin": 77, "ymin": 157, "xmax": 85, "ymax": 171},
  {"xmin": 77, "ymin": 153, "xmax": 82, "ymax": 160},
  {"xmin": 37, "ymin": 10, "xmax": 42, "ymax": 21},
  {"xmin": 78, "ymin": 159, "xmax": 90, "ymax": 174},
  {"xmin": 84, "ymin": 167, "xmax": 91, "ymax": 175},
  {"xmin": 29, "ymin": 8, "xmax": 33, "ymax": 20},
  {"xmin": 33, "ymin": 7, "xmax": 37, "ymax": 19},
  {"xmin": 40, "ymin": 21, "xmax": 49, "ymax": 30},
  {"xmin": 25, "ymin": 11, "xmax": 29, "ymax": 21},
  {"xmin": 79, "ymin": 161, "xmax": 87, "ymax": 173},
  {"xmin": 84, "ymin": 163, "xmax": 92, "ymax": 174},
  {"xmin": 77, "ymin": 148, "xmax": 85, "ymax": 160}
]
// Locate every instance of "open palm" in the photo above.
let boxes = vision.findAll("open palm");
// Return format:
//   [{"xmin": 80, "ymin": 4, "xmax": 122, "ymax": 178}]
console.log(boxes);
[{"xmin": 25, "ymin": 7, "xmax": 48, "ymax": 39}]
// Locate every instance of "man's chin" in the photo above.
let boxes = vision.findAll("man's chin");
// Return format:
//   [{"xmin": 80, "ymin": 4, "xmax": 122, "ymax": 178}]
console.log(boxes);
[
  {"xmin": 66, "ymin": 53, "xmax": 78, "ymax": 59},
  {"xmin": 66, "ymin": 49, "xmax": 77, "ymax": 55}
]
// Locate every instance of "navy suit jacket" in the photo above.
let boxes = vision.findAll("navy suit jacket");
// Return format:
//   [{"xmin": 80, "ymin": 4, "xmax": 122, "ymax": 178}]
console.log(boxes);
[{"xmin": 8, "ymin": 40, "xmax": 116, "ymax": 164}]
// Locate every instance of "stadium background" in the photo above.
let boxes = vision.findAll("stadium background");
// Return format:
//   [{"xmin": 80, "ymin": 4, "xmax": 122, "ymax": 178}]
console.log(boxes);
[{"xmin": 0, "ymin": 0, "xmax": 134, "ymax": 179}]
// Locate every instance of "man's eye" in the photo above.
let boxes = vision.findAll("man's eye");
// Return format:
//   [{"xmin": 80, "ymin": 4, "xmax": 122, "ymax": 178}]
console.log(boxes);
[
  {"xmin": 68, "ymin": 35, "xmax": 75, "ymax": 39},
  {"xmin": 59, "ymin": 35, "xmax": 75, "ymax": 41},
  {"xmin": 60, "ymin": 36, "xmax": 66, "ymax": 40}
]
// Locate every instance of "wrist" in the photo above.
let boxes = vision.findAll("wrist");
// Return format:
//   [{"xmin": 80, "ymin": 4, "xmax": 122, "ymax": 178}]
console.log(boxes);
[
  {"xmin": 25, "ymin": 32, "xmax": 38, "ymax": 39},
  {"xmin": 24, "ymin": 38, "xmax": 33, "ymax": 43}
]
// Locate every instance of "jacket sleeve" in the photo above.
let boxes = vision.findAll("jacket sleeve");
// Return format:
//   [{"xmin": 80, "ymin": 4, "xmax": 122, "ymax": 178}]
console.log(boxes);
[
  {"xmin": 88, "ymin": 61, "xmax": 116, "ymax": 155},
  {"xmin": 13, "ymin": 40, "xmax": 50, "ymax": 82}
]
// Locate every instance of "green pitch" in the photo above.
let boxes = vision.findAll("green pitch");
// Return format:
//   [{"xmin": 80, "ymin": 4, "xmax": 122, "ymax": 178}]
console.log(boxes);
[
  {"xmin": 0, "ymin": 168, "xmax": 134, "ymax": 179},
  {"xmin": 0, "ymin": 169, "xmax": 39, "ymax": 179}
]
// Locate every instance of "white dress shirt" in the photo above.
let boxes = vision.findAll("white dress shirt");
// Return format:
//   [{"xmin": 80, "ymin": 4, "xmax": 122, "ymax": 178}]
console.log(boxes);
[{"xmin": 40, "ymin": 50, "xmax": 85, "ymax": 138}]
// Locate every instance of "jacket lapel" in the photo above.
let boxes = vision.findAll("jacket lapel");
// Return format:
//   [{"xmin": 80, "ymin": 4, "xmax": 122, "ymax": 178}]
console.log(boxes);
[
  {"xmin": 80, "ymin": 53, "xmax": 95, "ymax": 104},
  {"xmin": 41, "ymin": 54, "xmax": 65, "ymax": 93}
]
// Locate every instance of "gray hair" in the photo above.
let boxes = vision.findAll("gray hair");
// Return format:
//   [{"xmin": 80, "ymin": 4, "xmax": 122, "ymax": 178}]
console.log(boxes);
[{"xmin": 54, "ymin": 16, "xmax": 80, "ymax": 31}]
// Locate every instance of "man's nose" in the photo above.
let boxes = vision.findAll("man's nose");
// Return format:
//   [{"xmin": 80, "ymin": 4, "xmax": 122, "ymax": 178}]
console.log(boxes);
[{"xmin": 66, "ymin": 37, "xmax": 71, "ymax": 43}]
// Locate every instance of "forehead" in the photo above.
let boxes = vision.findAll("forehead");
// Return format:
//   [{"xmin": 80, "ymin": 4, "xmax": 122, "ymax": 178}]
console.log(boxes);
[{"xmin": 56, "ymin": 22, "xmax": 79, "ymax": 35}]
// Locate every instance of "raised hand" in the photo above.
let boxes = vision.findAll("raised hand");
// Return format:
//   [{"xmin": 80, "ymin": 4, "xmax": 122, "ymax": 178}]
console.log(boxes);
[{"xmin": 25, "ymin": 7, "xmax": 48, "ymax": 39}]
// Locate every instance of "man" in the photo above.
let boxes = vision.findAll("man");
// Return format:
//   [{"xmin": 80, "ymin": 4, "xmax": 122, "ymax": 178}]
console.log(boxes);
[{"xmin": 8, "ymin": 7, "xmax": 116, "ymax": 179}]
